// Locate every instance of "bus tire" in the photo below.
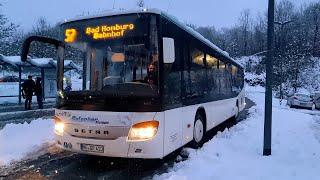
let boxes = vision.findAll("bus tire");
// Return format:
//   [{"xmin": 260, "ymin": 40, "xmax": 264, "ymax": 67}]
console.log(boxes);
[{"xmin": 190, "ymin": 113, "xmax": 206, "ymax": 148}]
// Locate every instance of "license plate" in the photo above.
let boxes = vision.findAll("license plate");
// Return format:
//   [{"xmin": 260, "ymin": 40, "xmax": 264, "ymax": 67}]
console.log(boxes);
[{"xmin": 80, "ymin": 143, "xmax": 104, "ymax": 153}]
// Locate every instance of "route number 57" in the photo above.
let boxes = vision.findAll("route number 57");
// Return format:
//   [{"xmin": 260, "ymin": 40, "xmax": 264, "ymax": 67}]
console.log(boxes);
[{"xmin": 65, "ymin": 29, "xmax": 77, "ymax": 43}]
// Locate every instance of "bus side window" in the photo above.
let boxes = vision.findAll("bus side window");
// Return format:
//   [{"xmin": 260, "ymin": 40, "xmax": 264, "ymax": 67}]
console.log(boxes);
[
  {"xmin": 217, "ymin": 59, "xmax": 225, "ymax": 96},
  {"xmin": 218, "ymin": 59, "xmax": 225, "ymax": 69},
  {"xmin": 217, "ymin": 59, "xmax": 232, "ymax": 98},
  {"xmin": 226, "ymin": 63, "xmax": 233, "ymax": 97},
  {"xmin": 190, "ymin": 48, "xmax": 206, "ymax": 97},
  {"xmin": 238, "ymin": 68, "xmax": 244, "ymax": 89},
  {"xmin": 231, "ymin": 65, "xmax": 241, "ymax": 95},
  {"xmin": 163, "ymin": 39, "xmax": 182, "ymax": 108},
  {"xmin": 206, "ymin": 54, "xmax": 218, "ymax": 99}
]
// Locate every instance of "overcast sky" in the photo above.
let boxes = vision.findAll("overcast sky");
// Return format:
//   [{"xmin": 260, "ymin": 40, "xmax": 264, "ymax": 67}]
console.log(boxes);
[{"xmin": 1, "ymin": 0, "xmax": 317, "ymax": 31}]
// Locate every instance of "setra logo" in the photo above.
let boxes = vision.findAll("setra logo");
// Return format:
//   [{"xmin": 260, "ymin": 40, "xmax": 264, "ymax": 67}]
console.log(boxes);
[{"xmin": 74, "ymin": 128, "xmax": 109, "ymax": 135}]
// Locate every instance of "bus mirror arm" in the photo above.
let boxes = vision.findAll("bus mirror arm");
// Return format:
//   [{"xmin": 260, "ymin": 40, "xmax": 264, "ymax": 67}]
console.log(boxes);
[{"xmin": 21, "ymin": 36, "xmax": 65, "ymax": 62}]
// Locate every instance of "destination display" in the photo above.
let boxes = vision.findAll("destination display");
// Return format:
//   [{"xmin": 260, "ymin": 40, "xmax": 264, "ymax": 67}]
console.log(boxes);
[
  {"xmin": 85, "ymin": 23, "xmax": 135, "ymax": 40},
  {"xmin": 62, "ymin": 15, "xmax": 148, "ymax": 43}
]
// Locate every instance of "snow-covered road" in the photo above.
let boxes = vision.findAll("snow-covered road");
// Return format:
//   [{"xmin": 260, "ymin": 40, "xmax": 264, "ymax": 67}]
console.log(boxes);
[
  {"xmin": 154, "ymin": 86, "xmax": 320, "ymax": 180},
  {"xmin": 0, "ymin": 119, "xmax": 54, "ymax": 166}
]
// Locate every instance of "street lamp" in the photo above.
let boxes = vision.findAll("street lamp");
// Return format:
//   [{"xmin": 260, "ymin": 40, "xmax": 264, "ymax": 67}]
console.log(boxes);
[{"xmin": 263, "ymin": 0, "xmax": 275, "ymax": 156}]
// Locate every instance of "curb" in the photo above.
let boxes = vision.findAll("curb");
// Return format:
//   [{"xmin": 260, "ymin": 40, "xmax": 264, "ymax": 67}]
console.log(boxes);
[{"xmin": 0, "ymin": 109, "xmax": 54, "ymax": 128}]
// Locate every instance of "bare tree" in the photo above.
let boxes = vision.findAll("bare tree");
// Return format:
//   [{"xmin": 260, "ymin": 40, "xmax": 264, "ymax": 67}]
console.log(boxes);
[
  {"xmin": 239, "ymin": 9, "xmax": 252, "ymax": 56},
  {"xmin": 304, "ymin": 3, "xmax": 320, "ymax": 56},
  {"xmin": 136, "ymin": 0, "xmax": 145, "ymax": 8}
]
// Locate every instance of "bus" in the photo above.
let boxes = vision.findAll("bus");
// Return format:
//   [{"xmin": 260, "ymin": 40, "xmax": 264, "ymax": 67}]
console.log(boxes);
[{"xmin": 21, "ymin": 9, "xmax": 245, "ymax": 159}]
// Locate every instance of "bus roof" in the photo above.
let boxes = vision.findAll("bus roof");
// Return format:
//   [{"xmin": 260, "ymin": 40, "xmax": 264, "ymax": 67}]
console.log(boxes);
[{"xmin": 63, "ymin": 8, "xmax": 243, "ymax": 68}]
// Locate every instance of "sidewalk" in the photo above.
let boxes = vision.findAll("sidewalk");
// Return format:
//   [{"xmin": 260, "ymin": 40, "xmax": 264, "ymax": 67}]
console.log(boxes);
[
  {"xmin": 0, "ymin": 102, "xmax": 55, "ymax": 129},
  {"xmin": 0, "ymin": 100, "xmax": 55, "ymax": 113}
]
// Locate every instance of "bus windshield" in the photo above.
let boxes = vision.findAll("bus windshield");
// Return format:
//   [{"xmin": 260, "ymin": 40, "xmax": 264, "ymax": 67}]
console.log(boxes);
[{"xmin": 61, "ymin": 14, "xmax": 159, "ymax": 97}]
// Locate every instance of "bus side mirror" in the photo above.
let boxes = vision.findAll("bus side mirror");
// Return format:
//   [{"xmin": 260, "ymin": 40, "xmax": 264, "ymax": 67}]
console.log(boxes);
[
  {"xmin": 21, "ymin": 36, "xmax": 66, "ymax": 91},
  {"xmin": 21, "ymin": 36, "xmax": 65, "ymax": 62},
  {"xmin": 162, "ymin": 37, "xmax": 175, "ymax": 64}
]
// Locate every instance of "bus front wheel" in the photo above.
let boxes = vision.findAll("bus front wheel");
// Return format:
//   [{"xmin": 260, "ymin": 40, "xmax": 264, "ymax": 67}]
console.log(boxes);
[{"xmin": 190, "ymin": 113, "xmax": 205, "ymax": 148}]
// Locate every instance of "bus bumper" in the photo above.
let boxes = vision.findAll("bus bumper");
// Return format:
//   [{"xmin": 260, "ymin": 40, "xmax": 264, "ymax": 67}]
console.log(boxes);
[
  {"xmin": 55, "ymin": 133, "xmax": 130, "ymax": 158},
  {"xmin": 55, "ymin": 129, "xmax": 164, "ymax": 159}
]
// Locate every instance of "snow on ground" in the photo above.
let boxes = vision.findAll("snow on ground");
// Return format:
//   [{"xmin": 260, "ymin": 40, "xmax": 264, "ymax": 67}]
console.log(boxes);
[
  {"xmin": 235, "ymin": 55, "xmax": 263, "ymax": 68},
  {"xmin": 0, "ymin": 71, "xmax": 82, "ymax": 104},
  {"xmin": 155, "ymin": 86, "xmax": 320, "ymax": 180},
  {"xmin": 0, "ymin": 118, "xmax": 54, "ymax": 166},
  {"xmin": 0, "ymin": 82, "xmax": 18, "ymax": 97}
]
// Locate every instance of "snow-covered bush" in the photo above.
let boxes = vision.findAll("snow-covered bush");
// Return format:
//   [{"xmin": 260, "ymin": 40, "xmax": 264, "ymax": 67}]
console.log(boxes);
[
  {"xmin": 299, "ymin": 57, "xmax": 320, "ymax": 92},
  {"xmin": 245, "ymin": 72, "xmax": 266, "ymax": 87}
]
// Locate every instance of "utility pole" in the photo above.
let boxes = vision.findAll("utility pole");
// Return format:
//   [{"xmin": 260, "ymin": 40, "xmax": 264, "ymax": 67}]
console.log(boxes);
[{"xmin": 263, "ymin": 0, "xmax": 275, "ymax": 156}]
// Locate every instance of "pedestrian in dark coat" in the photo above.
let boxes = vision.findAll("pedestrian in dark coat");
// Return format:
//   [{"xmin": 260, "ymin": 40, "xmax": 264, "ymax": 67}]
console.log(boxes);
[
  {"xmin": 35, "ymin": 77, "xmax": 43, "ymax": 109},
  {"xmin": 22, "ymin": 75, "xmax": 35, "ymax": 110}
]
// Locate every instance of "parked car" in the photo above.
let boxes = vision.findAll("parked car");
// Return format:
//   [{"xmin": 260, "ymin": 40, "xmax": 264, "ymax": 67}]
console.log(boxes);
[
  {"xmin": 0, "ymin": 76, "xmax": 19, "ymax": 83},
  {"xmin": 312, "ymin": 92, "xmax": 320, "ymax": 110},
  {"xmin": 287, "ymin": 93, "xmax": 316, "ymax": 110}
]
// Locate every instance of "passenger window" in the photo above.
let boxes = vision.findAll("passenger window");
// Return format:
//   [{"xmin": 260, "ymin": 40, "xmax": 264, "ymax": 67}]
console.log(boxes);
[
  {"xmin": 207, "ymin": 55, "xmax": 218, "ymax": 68},
  {"xmin": 225, "ymin": 63, "xmax": 233, "ymax": 96},
  {"xmin": 191, "ymin": 49, "xmax": 205, "ymax": 67},
  {"xmin": 189, "ymin": 48, "xmax": 207, "ymax": 97},
  {"xmin": 219, "ymin": 60, "xmax": 225, "ymax": 69},
  {"xmin": 231, "ymin": 65, "xmax": 238, "ymax": 77},
  {"xmin": 164, "ymin": 39, "xmax": 182, "ymax": 108},
  {"xmin": 206, "ymin": 54, "xmax": 219, "ymax": 99}
]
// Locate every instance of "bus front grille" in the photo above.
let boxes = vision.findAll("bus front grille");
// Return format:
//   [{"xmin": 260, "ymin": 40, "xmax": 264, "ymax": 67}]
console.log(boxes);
[{"xmin": 64, "ymin": 124, "xmax": 130, "ymax": 140}]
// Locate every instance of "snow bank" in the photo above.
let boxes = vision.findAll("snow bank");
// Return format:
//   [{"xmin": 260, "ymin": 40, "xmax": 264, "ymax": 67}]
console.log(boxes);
[
  {"xmin": 154, "ymin": 86, "xmax": 320, "ymax": 180},
  {"xmin": 0, "ymin": 81, "xmax": 56, "ymax": 104},
  {"xmin": 236, "ymin": 56, "xmax": 265, "ymax": 86},
  {"xmin": 0, "ymin": 119, "xmax": 54, "ymax": 166},
  {"xmin": 245, "ymin": 72, "xmax": 266, "ymax": 86}
]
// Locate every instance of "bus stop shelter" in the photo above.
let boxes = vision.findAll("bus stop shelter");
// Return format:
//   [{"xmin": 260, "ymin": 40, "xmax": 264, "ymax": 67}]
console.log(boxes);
[{"xmin": 0, "ymin": 54, "xmax": 79, "ymax": 104}]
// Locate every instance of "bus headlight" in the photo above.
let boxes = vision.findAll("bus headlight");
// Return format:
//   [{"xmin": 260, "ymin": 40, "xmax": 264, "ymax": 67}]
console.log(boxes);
[
  {"xmin": 127, "ymin": 121, "xmax": 159, "ymax": 141},
  {"xmin": 54, "ymin": 116, "xmax": 65, "ymax": 135}
]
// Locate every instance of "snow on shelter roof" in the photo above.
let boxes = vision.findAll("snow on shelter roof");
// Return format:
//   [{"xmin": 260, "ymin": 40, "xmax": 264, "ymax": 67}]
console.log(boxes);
[
  {"xmin": 0, "ymin": 55, "xmax": 31, "ymax": 67},
  {"xmin": 0, "ymin": 54, "xmax": 79, "ymax": 70},
  {"xmin": 63, "ymin": 8, "xmax": 242, "ymax": 68}
]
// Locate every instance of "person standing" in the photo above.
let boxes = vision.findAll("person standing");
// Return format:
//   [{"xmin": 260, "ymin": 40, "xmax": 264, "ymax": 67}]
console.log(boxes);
[
  {"xmin": 22, "ymin": 75, "xmax": 35, "ymax": 110},
  {"xmin": 35, "ymin": 77, "xmax": 43, "ymax": 109}
]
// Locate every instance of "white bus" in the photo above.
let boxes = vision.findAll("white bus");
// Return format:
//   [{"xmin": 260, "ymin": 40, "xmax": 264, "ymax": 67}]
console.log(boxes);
[{"xmin": 22, "ymin": 9, "xmax": 245, "ymax": 159}]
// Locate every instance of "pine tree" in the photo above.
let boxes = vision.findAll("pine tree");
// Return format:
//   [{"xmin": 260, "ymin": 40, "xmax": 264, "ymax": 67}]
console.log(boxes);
[{"xmin": 0, "ymin": 3, "xmax": 18, "ymax": 56}]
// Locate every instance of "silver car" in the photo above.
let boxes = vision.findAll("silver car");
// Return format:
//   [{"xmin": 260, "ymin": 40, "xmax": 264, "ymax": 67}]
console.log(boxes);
[
  {"xmin": 312, "ymin": 92, "xmax": 320, "ymax": 110},
  {"xmin": 287, "ymin": 93, "xmax": 316, "ymax": 110}
]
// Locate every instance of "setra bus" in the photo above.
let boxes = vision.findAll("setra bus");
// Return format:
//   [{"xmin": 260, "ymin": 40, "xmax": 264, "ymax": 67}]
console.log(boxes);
[{"xmin": 21, "ymin": 9, "xmax": 245, "ymax": 159}]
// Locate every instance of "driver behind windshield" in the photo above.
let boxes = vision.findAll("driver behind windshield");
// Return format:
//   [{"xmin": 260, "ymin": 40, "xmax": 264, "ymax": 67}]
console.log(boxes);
[
  {"xmin": 101, "ymin": 44, "xmax": 158, "ymax": 87},
  {"xmin": 144, "ymin": 61, "xmax": 158, "ymax": 85}
]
